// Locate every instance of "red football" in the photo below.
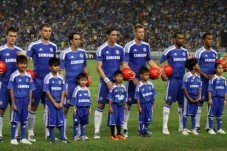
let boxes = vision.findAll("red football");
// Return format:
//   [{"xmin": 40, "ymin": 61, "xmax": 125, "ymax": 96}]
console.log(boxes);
[
  {"xmin": 149, "ymin": 67, "xmax": 161, "ymax": 79},
  {"xmin": 0, "ymin": 61, "xmax": 6, "ymax": 73},
  {"xmin": 26, "ymin": 69, "xmax": 35, "ymax": 80},
  {"xmin": 216, "ymin": 59, "xmax": 227, "ymax": 69},
  {"xmin": 86, "ymin": 76, "xmax": 91, "ymax": 87},
  {"xmin": 121, "ymin": 68, "xmax": 133, "ymax": 81},
  {"xmin": 163, "ymin": 65, "xmax": 173, "ymax": 77}
]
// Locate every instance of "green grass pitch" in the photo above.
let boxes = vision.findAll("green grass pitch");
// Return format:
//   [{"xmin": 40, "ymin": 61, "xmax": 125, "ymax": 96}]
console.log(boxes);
[{"xmin": 1, "ymin": 60, "xmax": 227, "ymax": 151}]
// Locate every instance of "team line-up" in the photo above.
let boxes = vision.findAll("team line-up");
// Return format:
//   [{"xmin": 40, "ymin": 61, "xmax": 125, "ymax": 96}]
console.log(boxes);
[{"xmin": 0, "ymin": 23, "xmax": 226, "ymax": 145}]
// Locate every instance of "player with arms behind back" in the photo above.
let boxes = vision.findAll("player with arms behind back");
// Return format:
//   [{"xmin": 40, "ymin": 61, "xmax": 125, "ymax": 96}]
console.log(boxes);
[{"xmin": 157, "ymin": 32, "xmax": 189, "ymax": 134}]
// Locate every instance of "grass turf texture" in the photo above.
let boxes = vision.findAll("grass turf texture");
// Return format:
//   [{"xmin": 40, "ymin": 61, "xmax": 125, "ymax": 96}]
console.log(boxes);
[{"xmin": 0, "ymin": 60, "xmax": 227, "ymax": 151}]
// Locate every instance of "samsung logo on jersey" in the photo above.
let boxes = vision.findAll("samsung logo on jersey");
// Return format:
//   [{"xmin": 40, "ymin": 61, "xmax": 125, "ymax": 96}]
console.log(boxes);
[
  {"xmin": 38, "ymin": 53, "xmax": 54, "ymax": 57},
  {"xmin": 205, "ymin": 59, "xmax": 215, "ymax": 62},
  {"xmin": 71, "ymin": 60, "xmax": 84, "ymax": 64},
  {"xmin": 106, "ymin": 56, "xmax": 120, "ymax": 60},
  {"xmin": 142, "ymin": 92, "xmax": 152, "ymax": 97},
  {"xmin": 190, "ymin": 85, "xmax": 199, "ymax": 88},
  {"xmin": 18, "ymin": 85, "xmax": 29, "ymax": 88},
  {"xmin": 173, "ymin": 58, "xmax": 186, "ymax": 61},
  {"xmin": 216, "ymin": 86, "xmax": 224, "ymax": 89},
  {"xmin": 78, "ymin": 99, "xmax": 90, "ymax": 103},
  {"xmin": 51, "ymin": 87, "xmax": 62, "ymax": 90},
  {"xmin": 5, "ymin": 58, "xmax": 16, "ymax": 63},
  {"xmin": 133, "ymin": 54, "xmax": 147, "ymax": 57}
]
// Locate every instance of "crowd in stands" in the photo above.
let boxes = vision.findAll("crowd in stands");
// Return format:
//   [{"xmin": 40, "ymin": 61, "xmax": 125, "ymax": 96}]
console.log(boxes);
[{"xmin": 0, "ymin": 0, "xmax": 226, "ymax": 51}]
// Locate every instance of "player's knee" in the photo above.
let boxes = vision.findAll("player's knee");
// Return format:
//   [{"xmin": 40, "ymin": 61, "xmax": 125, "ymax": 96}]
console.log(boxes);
[
  {"xmin": 31, "ymin": 105, "xmax": 38, "ymax": 111},
  {"xmin": 97, "ymin": 103, "xmax": 105, "ymax": 109},
  {"xmin": 0, "ymin": 109, "xmax": 5, "ymax": 115},
  {"xmin": 64, "ymin": 106, "xmax": 69, "ymax": 115},
  {"xmin": 165, "ymin": 101, "xmax": 172, "ymax": 106}
]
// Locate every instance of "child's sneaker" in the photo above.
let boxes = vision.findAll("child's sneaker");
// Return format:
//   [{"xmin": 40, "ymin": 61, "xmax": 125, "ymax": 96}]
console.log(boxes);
[
  {"xmin": 94, "ymin": 132, "xmax": 100, "ymax": 139},
  {"xmin": 80, "ymin": 136, "xmax": 89, "ymax": 141},
  {"xmin": 0, "ymin": 136, "xmax": 3, "ymax": 143},
  {"xmin": 208, "ymin": 129, "xmax": 216, "ymax": 134},
  {"xmin": 182, "ymin": 129, "xmax": 189, "ymax": 135},
  {"xmin": 28, "ymin": 135, "xmax": 36, "ymax": 142},
  {"xmin": 110, "ymin": 136, "xmax": 119, "ymax": 141},
  {"xmin": 74, "ymin": 135, "xmax": 81, "ymax": 141},
  {"xmin": 192, "ymin": 129, "xmax": 199, "ymax": 135},
  {"xmin": 123, "ymin": 129, "xmax": 128, "ymax": 137},
  {"xmin": 117, "ymin": 135, "xmax": 126, "ymax": 140},
  {"xmin": 60, "ymin": 138, "xmax": 71, "ymax": 144},
  {"xmin": 217, "ymin": 129, "xmax": 226, "ymax": 134},
  {"xmin": 10, "ymin": 139, "xmax": 19, "ymax": 145},
  {"xmin": 50, "ymin": 138, "xmax": 56, "ymax": 144},
  {"xmin": 162, "ymin": 128, "xmax": 170, "ymax": 135},
  {"xmin": 21, "ymin": 138, "xmax": 32, "ymax": 145}
]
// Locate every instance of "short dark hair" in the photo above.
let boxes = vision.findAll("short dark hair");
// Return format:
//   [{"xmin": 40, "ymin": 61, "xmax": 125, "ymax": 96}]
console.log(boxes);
[
  {"xmin": 173, "ymin": 32, "xmax": 183, "ymax": 38},
  {"xmin": 68, "ymin": 32, "xmax": 80, "ymax": 44},
  {"xmin": 16, "ymin": 55, "xmax": 27, "ymax": 63},
  {"xmin": 6, "ymin": 27, "xmax": 17, "ymax": 35},
  {"xmin": 113, "ymin": 70, "xmax": 123, "ymax": 77},
  {"xmin": 139, "ymin": 66, "xmax": 149, "ymax": 75},
  {"xmin": 106, "ymin": 27, "xmax": 117, "ymax": 35},
  {"xmin": 202, "ymin": 33, "xmax": 212, "ymax": 40},
  {"xmin": 214, "ymin": 62, "xmax": 223, "ymax": 70},
  {"xmin": 76, "ymin": 72, "xmax": 88, "ymax": 81},
  {"xmin": 134, "ymin": 24, "xmax": 144, "ymax": 31},
  {"xmin": 185, "ymin": 58, "xmax": 198, "ymax": 71},
  {"xmin": 48, "ymin": 57, "xmax": 60, "ymax": 66},
  {"xmin": 39, "ymin": 23, "xmax": 51, "ymax": 31}
]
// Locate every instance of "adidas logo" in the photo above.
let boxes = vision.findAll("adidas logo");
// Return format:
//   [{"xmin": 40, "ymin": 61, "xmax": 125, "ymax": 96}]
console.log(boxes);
[
  {"xmin": 39, "ymin": 48, "xmax": 43, "ymax": 51},
  {"xmin": 52, "ymin": 81, "xmax": 55, "ymax": 83},
  {"xmin": 6, "ymin": 53, "xmax": 10, "ymax": 56},
  {"xmin": 174, "ymin": 53, "xmax": 177, "ymax": 56},
  {"xmin": 134, "ymin": 49, "xmax": 137, "ymax": 51},
  {"xmin": 106, "ymin": 51, "xmax": 109, "ymax": 54},
  {"xmin": 71, "ymin": 56, "xmax": 74, "ymax": 58}
]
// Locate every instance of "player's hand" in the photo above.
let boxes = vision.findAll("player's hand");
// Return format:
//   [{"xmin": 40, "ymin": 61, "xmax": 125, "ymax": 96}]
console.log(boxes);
[
  {"xmin": 109, "ymin": 107, "xmax": 113, "ymax": 113},
  {"xmin": 194, "ymin": 98, "xmax": 199, "ymax": 103},
  {"xmin": 161, "ymin": 74, "xmax": 168, "ymax": 81},
  {"xmin": 132, "ymin": 77, "xmax": 140, "ymax": 85},
  {"xmin": 28, "ymin": 104, "xmax": 31, "ymax": 112},
  {"xmin": 138, "ymin": 106, "xmax": 142, "ymax": 113},
  {"xmin": 59, "ymin": 102, "xmax": 63, "ymax": 108},
  {"xmin": 54, "ymin": 102, "xmax": 60, "ymax": 109},
  {"xmin": 124, "ymin": 105, "xmax": 128, "ymax": 112},
  {"xmin": 65, "ymin": 90, "xmax": 68, "ymax": 96},
  {"xmin": 89, "ymin": 107, "xmax": 91, "ymax": 115},
  {"xmin": 12, "ymin": 103, "xmax": 17, "ymax": 111},
  {"xmin": 16, "ymin": 51, "xmax": 26, "ymax": 56},
  {"xmin": 0, "ymin": 71, "xmax": 4, "ymax": 76},
  {"xmin": 152, "ymin": 104, "xmax": 156, "ymax": 110},
  {"xmin": 106, "ymin": 81, "xmax": 114, "ymax": 90},
  {"xmin": 205, "ymin": 74, "xmax": 214, "ymax": 80},
  {"xmin": 208, "ymin": 99, "xmax": 212, "ymax": 105}
]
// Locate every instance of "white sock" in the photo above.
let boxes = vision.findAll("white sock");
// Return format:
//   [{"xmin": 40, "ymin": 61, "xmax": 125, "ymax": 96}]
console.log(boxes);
[
  {"xmin": 78, "ymin": 123, "xmax": 81, "ymax": 136},
  {"xmin": 123, "ymin": 110, "xmax": 130, "ymax": 130},
  {"xmin": 16, "ymin": 123, "xmax": 20, "ymax": 137},
  {"xmin": 94, "ymin": 109, "xmax": 103, "ymax": 133},
  {"xmin": 195, "ymin": 106, "xmax": 202, "ymax": 127},
  {"xmin": 28, "ymin": 111, "xmax": 36, "ymax": 136},
  {"xmin": 44, "ymin": 110, "xmax": 49, "ymax": 136},
  {"xmin": 163, "ymin": 106, "xmax": 170, "ymax": 129},
  {"xmin": 64, "ymin": 116, "xmax": 67, "ymax": 136},
  {"xmin": 205, "ymin": 106, "xmax": 209, "ymax": 129},
  {"xmin": 178, "ymin": 107, "xmax": 183, "ymax": 129},
  {"xmin": 0, "ymin": 116, "xmax": 3, "ymax": 136}
]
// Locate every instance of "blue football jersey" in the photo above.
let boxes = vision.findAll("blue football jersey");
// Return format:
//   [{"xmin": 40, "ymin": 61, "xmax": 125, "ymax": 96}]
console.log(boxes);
[
  {"xmin": 60, "ymin": 47, "xmax": 87, "ymax": 84},
  {"xmin": 195, "ymin": 47, "xmax": 217, "ymax": 75},
  {"xmin": 72, "ymin": 86, "xmax": 91, "ymax": 107},
  {"xmin": 7, "ymin": 70, "xmax": 35, "ymax": 98},
  {"xmin": 96, "ymin": 42, "xmax": 124, "ymax": 82},
  {"xmin": 182, "ymin": 72, "xmax": 202, "ymax": 96},
  {"xmin": 208, "ymin": 75, "xmax": 227, "ymax": 97},
  {"xmin": 124, "ymin": 40, "xmax": 152, "ymax": 77},
  {"xmin": 134, "ymin": 81, "xmax": 157, "ymax": 103},
  {"xmin": 43, "ymin": 73, "xmax": 66, "ymax": 102},
  {"xmin": 26, "ymin": 40, "xmax": 57, "ymax": 78},
  {"xmin": 107, "ymin": 84, "xmax": 127, "ymax": 103},
  {"xmin": 158, "ymin": 45, "xmax": 188, "ymax": 79},
  {"xmin": 0, "ymin": 45, "xmax": 22, "ymax": 84}
]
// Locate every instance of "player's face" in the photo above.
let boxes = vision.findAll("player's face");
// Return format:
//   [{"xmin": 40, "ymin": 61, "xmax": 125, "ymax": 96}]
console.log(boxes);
[
  {"xmin": 140, "ymin": 72, "xmax": 150, "ymax": 82},
  {"xmin": 6, "ymin": 31, "xmax": 17, "ymax": 46},
  {"xmin": 135, "ymin": 28, "xmax": 145, "ymax": 41},
  {"xmin": 215, "ymin": 64, "xmax": 224, "ymax": 75},
  {"xmin": 203, "ymin": 35, "xmax": 213, "ymax": 48},
  {"xmin": 107, "ymin": 30, "xmax": 118, "ymax": 44},
  {"xmin": 113, "ymin": 74, "xmax": 123, "ymax": 84},
  {"xmin": 40, "ymin": 26, "xmax": 52, "ymax": 40},
  {"xmin": 71, "ymin": 34, "xmax": 81, "ymax": 48},
  {"xmin": 50, "ymin": 65, "xmax": 60, "ymax": 74},
  {"xmin": 78, "ymin": 77, "xmax": 87, "ymax": 87},
  {"xmin": 17, "ymin": 61, "xmax": 28, "ymax": 72},
  {"xmin": 174, "ymin": 34, "xmax": 184, "ymax": 47}
]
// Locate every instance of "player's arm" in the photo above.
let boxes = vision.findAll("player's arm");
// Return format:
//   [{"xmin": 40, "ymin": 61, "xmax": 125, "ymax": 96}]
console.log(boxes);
[
  {"xmin": 196, "ymin": 88, "xmax": 201, "ymax": 103},
  {"xmin": 28, "ymin": 90, "xmax": 32, "ymax": 112},
  {"xmin": 59, "ymin": 91, "xmax": 65, "ymax": 108},
  {"xmin": 137, "ymin": 99, "xmax": 142, "ymax": 113},
  {"xmin": 197, "ymin": 69, "xmax": 213, "ymax": 80},
  {"xmin": 183, "ymin": 89, "xmax": 194, "ymax": 103},
  {"xmin": 157, "ymin": 55, "xmax": 168, "ymax": 81},
  {"xmin": 96, "ymin": 61, "xmax": 113, "ymax": 90},
  {"xmin": 208, "ymin": 91, "xmax": 213, "ymax": 105},
  {"xmin": 9, "ymin": 89, "xmax": 17, "ymax": 111},
  {"xmin": 45, "ymin": 91, "xmax": 60, "ymax": 109},
  {"xmin": 109, "ymin": 99, "xmax": 113, "ymax": 113},
  {"xmin": 225, "ymin": 93, "xmax": 227, "ymax": 106}
]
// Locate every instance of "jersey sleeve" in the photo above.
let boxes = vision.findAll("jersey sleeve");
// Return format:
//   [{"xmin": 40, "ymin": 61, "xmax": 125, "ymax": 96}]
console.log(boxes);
[
  {"xmin": 62, "ymin": 79, "xmax": 66, "ymax": 92},
  {"xmin": 26, "ymin": 43, "xmax": 34, "ymax": 58},
  {"xmin": 60, "ymin": 51, "xmax": 66, "ymax": 70},
  {"xmin": 208, "ymin": 79, "xmax": 213, "ymax": 92},
  {"xmin": 146, "ymin": 45, "xmax": 152, "ymax": 61},
  {"xmin": 43, "ymin": 78, "xmax": 50, "ymax": 92},
  {"xmin": 158, "ymin": 53, "xmax": 167, "ymax": 64},
  {"xmin": 134, "ymin": 86, "xmax": 140, "ymax": 100},
  {"xmin": 107, "ymin": 90, "xmax": 113, "ymax": 100},
  {"xmin": 29, "ymin": 78, "xmax": 36, "ymax": 91},
  {"xmin": 7, "ymin": 75, "xmax": 14, "ymax": 90},
  {"xmin": 84, "ymin": 51, "xmax": 87, "ymax": 67},
  {"xmin": 96, "ymin": 48, "xmax": 103, "ymax": 62}
]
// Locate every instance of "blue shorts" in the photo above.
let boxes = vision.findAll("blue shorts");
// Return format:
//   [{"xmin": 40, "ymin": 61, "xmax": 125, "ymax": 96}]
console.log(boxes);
[
  {"xmin": 45, "ymin": 99, "xmax": 64, "ymax": 127},
  {"xmin": 97, "ymin": 82, "xmax": 110, "ymax": 104},
  {"xmin": 64, "ymin": 84, "xmax": 77, "ymax": 107},
  {"xmin": 10, "ymin": 97, "xmax": 29, "ymax": 123},
  {"xmin": 0, "ymin": 82, "xmax": 10, "ymax": 109},
  {"xmin": 183, "ymin": 96, "xmax": 198, "ymax": 116},
  {"xmin": 201, "ymin": 77, "xmax": 208, "ymax": 102},
  {"xmin": 165, "ymin": 78, "xmax": 183, "ymax": 103},
  {"xmin": 125, "ymin": 80, "xmax": 137, "ymax": 105},
  {"xmin": 107, "ymin": 103, "xmax": 124, "ymax": 126},
  {"xmin": 138, "ymin": 102, "xmax": 153, "ymax": 124},
  {"xmin": 73, "ymin": 106, "xmax": 89, "ymax": 125},
  {"xmin": 208, "ymin": 96, "xmax": 224, "ymax": 117},
  {"xmin": 32, "ymin": 78, "xmax": 45, "ymax": 106}
]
